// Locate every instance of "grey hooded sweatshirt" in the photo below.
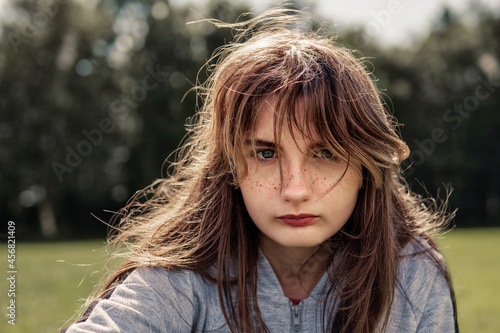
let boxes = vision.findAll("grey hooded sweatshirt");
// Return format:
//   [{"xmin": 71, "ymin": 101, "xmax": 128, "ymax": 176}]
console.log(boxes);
[{"xmin": 65, "ymin": 241, "xmax": 456, "ymax": 332}]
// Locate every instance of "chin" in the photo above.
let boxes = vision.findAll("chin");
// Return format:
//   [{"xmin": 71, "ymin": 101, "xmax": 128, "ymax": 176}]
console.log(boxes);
[{"xmin": 275, "ymin": 237, "xmax": 328, "ymax": 249}]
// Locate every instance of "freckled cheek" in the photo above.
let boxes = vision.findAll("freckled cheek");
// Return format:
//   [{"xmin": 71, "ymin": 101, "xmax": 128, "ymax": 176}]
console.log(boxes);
[
  {"xmin": 311, "ymin": 170, "xmax": 361, "ymax": 195},
  {"xmin": 240, "ymin": 172, "xmax": 280, "ymax": 194},
  {"xmin": 309, "ymin": 172, "xmax": 336, "ymax": 190},
  {"xmin": 246, "ymin": 177, "xmax": 279, "ymax": 193},
  {"xmin": 336, "ymin": 172, "xmax": 363, "ymax": 194}
]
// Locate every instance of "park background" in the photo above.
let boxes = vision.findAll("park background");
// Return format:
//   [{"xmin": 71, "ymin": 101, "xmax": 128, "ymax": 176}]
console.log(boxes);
[{"xmin": 0, "ymin": 0, "xmax": 499, "ymax": 332}]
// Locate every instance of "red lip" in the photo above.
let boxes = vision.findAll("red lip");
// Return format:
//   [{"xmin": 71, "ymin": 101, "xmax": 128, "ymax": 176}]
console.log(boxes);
[{"xmin": 278, "ymin": 214, "xmax": 318, "ymax": 226}]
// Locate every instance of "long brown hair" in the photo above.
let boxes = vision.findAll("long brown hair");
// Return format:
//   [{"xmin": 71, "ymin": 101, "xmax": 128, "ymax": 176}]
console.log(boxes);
[{"xmin": 90, "ymin": 8, "xmax": 457, "ymax": 333}]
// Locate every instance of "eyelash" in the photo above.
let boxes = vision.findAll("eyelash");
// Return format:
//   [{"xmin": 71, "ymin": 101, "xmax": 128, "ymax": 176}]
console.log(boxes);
[
  {"xmin": 252, "ymin": 148, "xmax": 336, "ymax": 162},
  {"xmin": 314, "ymin": 149, "xmax": 336, "ymax": 160},
  {"xmin": 255, "ymin": 149, "xmax": 277, "ymax": 162}
]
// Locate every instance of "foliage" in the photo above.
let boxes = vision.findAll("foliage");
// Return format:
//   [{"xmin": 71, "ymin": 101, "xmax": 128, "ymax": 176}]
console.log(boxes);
[
  {"xmin": 376, "ymin": 8, "xmax": 500, "ymax": 227},
  {"xmin": 0, "ymin": 1, "xmax": 499, "ymax": 239},
  {"xmin": 0, "ymin": 0, "xmax": 250, "ymax": 239}
]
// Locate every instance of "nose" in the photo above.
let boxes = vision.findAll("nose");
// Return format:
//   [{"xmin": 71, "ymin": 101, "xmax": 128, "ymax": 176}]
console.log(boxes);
[{"xmin": 280, "ymin": 162, "xmax": 312, "ymax": 203}]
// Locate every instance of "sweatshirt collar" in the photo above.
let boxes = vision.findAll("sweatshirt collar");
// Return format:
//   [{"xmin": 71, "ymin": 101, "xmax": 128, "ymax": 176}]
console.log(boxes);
[{"xmin": 256, "ymin": 250, "xmax": 331, "ymax": 303}]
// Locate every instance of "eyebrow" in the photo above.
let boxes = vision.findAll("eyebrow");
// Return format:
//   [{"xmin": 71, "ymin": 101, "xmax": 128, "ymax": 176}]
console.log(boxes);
[
  {"xmin": 245, "ymin": 139, "xmax": 276, "ymax": 148},
  {"xmin": 245, "ymin": 138, "xmax": 329, "ymax": 150}
]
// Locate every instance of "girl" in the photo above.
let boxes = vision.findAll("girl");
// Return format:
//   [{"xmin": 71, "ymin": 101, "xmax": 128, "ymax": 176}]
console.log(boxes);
[{"xmin": 65, "ymin": 8, "xmax": 458, "ymax": 333}]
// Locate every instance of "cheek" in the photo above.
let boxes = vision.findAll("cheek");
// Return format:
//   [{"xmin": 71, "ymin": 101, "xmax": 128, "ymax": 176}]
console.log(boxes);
[
  {"xmin": 239, "ymin": 174, "xmax": 280, "ymax": 221},
  {"xmin": 340, "ymin": 171, "xmax": 362, "ymax": 189},
  {"xmin": 326, "ymin": 164, "xmax": 363, "ymax": 191},
  {"xmin": 240, "ymin": 174, "xmax": 279, "ymax": 194},
  {"xmin": 336, "ymin": 172, "xmax": 362, "ymax": 207},
  {"xmin": 319, "ymin": 168, "xmax": 361, "ymax": 206},
  {"xmin": 309, "ymin": 167, "xmax": 348, "ymax": 193},
  {"xmin": 239, "ymin": 161, "xmax": 280, "ymax": 193},
  {"xmin": 239, "ymin": 175, "xmax": 273, "ymax": 224}
]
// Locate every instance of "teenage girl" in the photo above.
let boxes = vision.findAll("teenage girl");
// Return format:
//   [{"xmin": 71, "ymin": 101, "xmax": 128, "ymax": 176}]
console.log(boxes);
[{"xmin": 64, "ymin": 8, "xmax": 458, "ymax": 333}]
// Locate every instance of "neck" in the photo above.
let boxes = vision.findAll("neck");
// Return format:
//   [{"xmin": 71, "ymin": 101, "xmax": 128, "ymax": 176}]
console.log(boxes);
[{"xmin": 260, "ymin": 235, "xmax": 331, "ymax": 301}]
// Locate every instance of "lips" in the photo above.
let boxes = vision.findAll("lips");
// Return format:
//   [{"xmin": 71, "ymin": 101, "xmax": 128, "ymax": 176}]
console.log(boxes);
[{"xmin": 278, "ymin": 214, "xmax": 318, "ymax": 226}]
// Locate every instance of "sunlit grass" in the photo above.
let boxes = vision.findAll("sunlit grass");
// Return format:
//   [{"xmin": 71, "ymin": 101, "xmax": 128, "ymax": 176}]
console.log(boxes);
[
  {"xmin": 0, "ymin": 228, "xmax": 498, "ymax": 332},
  {"xmin": 438, "ymin": 228, "xmax": 500, "ymax": 333},
  {"xmin": 1, "ymin": 240, "xmax": 107, "ymax": 333}
]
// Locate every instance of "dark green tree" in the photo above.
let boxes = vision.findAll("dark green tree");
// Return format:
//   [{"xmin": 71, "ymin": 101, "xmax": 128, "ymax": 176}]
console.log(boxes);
[{"xmin": 0, "ymin": 0, "xmax": 250, "ymax": 239}]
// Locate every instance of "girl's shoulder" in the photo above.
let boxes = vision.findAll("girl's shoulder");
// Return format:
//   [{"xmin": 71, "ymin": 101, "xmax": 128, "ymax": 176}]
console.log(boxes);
[
  {"xmin": 389, "ymin": 238, "xmax": 455, "ymax": 332},
  {"xmin": 399, "ymin": 237, "xmax": 444, "ymax": 261},
  {"xmin": 397, "ymin": 237, "xmax": 446, "ymax": 283},
  {"xmin": 124, "ymin": 266, "xmax": 220, "ymax": 306},
  {"xmin": 64, "ymin": 266, "xmax": 224, "ymax": 332},
  {"xmin": 131, "ymin": 266, "xmax": 213, "ymax": 288}
]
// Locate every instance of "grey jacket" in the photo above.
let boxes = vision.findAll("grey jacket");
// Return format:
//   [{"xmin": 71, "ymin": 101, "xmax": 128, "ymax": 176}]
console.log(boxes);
[{"xmin": 65, "ymin": 242, "xmax": 455, "ymax": 332}]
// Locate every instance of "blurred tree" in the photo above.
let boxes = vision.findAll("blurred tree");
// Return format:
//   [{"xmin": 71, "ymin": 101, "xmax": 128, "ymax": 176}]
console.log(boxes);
[
  {"xmin": 362, "ymin": 6, "xmax": 500, "ymax": 227},
  {"xmin": 0, "ymin": 0, "xmax": 250, "ymax": 239},
  {"xmin": 1, "ymin": 1, "xmax": 499, "ymax": 240}
]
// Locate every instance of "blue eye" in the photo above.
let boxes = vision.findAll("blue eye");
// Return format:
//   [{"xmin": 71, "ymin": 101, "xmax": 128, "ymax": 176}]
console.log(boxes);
[
  {"xmin": 257, "ymin": 149, "xmax": 276, "ymax": 159},
  {"xmin": 315, "ymin": 149, "xmax": 334, "ymax": 159}
]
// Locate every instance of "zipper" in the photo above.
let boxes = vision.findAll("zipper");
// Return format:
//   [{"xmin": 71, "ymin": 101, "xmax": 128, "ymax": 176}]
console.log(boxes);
[{"xmin": 292, "ymin": 305, "xmax": 301, "ymax": 332}]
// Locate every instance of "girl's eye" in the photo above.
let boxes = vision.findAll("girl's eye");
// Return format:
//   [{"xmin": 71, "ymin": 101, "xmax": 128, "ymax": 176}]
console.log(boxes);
[
  {"xmin": 315, "ymin": 149, "xmax": 334, "ymax": 159},
  {"xmin": 256, "ymin": 149, "xmax": 276, "ymax": 160}
]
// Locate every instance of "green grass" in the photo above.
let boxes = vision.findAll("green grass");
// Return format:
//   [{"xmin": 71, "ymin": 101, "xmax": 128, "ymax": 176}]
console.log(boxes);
[
  {"xmin": 0, "ymin": 229, "xmax": 498, "ymax": 332},
  {"xmin": 437, "ymin": 228, "xmax": 500, "ymax": 333},
  {"xmin": 1, "ymin": 240, "xmax": 108, "ymax": 333}
]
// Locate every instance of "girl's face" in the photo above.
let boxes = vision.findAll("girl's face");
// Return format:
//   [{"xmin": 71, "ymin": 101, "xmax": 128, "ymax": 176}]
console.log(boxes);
[{"xmin": 239, "ymin": 100, "xmax": 362, "ymax": 251}]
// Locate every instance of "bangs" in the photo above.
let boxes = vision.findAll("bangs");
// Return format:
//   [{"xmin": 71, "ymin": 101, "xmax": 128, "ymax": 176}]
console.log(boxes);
[
  {"xmin": 212, "ymin": 29, "xmax": 405, "ymax": 187},
  {"xmin": 271, "ymin": 79, "xmax": 354, "ymax": 166}
]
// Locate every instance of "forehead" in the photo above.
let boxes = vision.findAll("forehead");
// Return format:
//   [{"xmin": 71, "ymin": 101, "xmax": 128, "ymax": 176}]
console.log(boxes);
[
  {"xmin": 252, "ymin": 99, "xmax": 277, "ymax": 136},
  {"xmin": 249, "ymin": 97, "xmax": 323, "ymax": 143}
]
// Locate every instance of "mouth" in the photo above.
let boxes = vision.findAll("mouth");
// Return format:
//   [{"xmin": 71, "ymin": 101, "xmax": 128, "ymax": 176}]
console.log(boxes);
[{"xmin": 278, "ymin": 214, "xmax": 318, "ymax": 226}]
